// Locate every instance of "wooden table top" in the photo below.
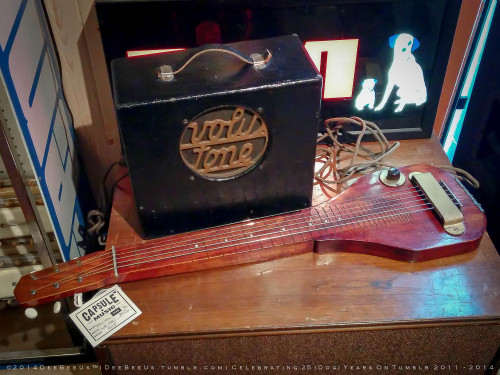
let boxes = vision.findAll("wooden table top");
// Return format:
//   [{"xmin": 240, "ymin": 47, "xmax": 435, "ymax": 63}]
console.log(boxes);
[{"xmin": 104, "ymin": 135, "xmax": 500, "ymax": 343}]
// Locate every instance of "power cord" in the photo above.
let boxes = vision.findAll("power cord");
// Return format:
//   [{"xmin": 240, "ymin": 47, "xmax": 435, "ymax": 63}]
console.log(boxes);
[
  {"xmin": 314, "ymin": 116, "xmax": 400, "ymax": 195},
  {"xmin": 314, "ymin": 116, "xmax": 480, "ymax": 197},
  {"xmin": 85, "ymin": 160, "xmax": 127, "ymax": 248}
]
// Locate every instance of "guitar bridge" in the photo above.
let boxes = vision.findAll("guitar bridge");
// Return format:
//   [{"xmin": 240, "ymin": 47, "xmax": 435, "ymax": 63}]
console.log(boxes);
[{"xmin": 410, "ymin": 172, "xmax": 465, "ymax": 236}]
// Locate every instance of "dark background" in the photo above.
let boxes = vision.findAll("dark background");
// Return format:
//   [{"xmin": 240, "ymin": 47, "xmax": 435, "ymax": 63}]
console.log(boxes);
[
  {"xmin": 452, "ymin": 5, "xmax": 500, "ymax": 253},
  {"xmin": 96, "ymin": 0, "xmax": 461, "ymax": 139}
]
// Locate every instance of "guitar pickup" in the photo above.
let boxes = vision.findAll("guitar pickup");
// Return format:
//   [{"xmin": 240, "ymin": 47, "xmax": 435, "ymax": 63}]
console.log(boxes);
[{"xmin": 410, "ymin": 172, "xmax": 465, "ymax": 235}]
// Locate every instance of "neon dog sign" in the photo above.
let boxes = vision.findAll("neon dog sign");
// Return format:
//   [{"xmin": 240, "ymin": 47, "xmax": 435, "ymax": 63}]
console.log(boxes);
[{"xmin": 356, "ymin": 33, "xmax": 427, "ymax": 113}]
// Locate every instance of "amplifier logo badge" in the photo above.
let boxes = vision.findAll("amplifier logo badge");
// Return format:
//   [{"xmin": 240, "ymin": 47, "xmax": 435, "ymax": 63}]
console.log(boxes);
[
  {"xmin": 180, "ymin": 106, "xmax": 269, "ymax": 180},
  {"xmin": 179, "ymin": 106, "xmax": 269, "ymax": 180}
]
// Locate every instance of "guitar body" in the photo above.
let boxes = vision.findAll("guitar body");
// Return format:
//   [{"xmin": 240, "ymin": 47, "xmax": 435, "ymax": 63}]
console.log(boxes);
[
  {"xmin": 314, "ymin": 164, "xmax": 486, "ymax": 262},
  {"xmin": 14, "ymin": 164, "xmax": 486, "ymax": 307}
]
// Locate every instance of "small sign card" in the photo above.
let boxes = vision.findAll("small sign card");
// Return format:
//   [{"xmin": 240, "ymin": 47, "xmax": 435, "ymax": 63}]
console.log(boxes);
[{"xmin": 69, "ymin": 285, "xmax": 141, "ymax": 346}]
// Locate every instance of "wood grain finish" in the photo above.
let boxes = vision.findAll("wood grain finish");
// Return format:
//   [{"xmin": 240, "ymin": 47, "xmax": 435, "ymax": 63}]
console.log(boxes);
[{"xmin": 99, "ymin": 137, "xmax": 499, "ymax": 341}]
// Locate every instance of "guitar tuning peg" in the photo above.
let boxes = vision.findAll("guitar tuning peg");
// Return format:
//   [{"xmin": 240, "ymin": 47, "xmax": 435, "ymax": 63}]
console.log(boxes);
[
  {"xmin": 74, "ymin": 293, "xmax": 83, "ymax": 308},
  {"xmin": 53, "ymin": 301, "xmax": 61, "ymax": 314},
  {"xmin": 25, "ymin": 307, "xmax": 38, "ymax": 319}
]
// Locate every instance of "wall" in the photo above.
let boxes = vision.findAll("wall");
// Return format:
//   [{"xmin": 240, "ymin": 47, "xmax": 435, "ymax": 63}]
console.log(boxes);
[{"xmin": 43, "ymin": 0, "xmax": 121, "ymax": 200}]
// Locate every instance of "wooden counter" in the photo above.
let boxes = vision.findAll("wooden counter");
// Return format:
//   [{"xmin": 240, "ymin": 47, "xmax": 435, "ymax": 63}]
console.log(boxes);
[{"xmin": 96, "ymin": 135, "xmax": 500, "ymax": 374}]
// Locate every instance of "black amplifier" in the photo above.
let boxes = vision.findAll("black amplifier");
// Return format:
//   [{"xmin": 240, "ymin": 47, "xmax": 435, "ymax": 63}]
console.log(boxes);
[{"xmin": 111, "ymin": 35, "xmax": 322, "ymax": 238}]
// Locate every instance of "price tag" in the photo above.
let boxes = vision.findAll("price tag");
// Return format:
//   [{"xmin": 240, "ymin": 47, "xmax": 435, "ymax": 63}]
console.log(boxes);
[{"xmin": 69, "ymin": 285, "xmax": 141, "ymax": 346}]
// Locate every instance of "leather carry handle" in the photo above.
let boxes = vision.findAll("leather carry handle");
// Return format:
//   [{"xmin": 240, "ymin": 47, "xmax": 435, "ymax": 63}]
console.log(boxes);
[{"xmin": 157, "ymin": 44, "xmax": 272, "ymax": 81}]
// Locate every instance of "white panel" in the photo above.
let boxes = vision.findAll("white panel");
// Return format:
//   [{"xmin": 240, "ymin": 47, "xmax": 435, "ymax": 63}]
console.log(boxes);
[
  {"xmin": 69, "ymin": 213, "xmax": 84, "ymax": 259},
  {"xmin": 58, "ymin": 99, "xmax": 75, "ymax": 156},
  {"xmin": 44, "ymin": 134, "xmax": 76, "ymax": 246},
  {"xmin": 0, "ymin": 71, "xmax": 35, "ymax": 178},
  {"xmin": 0, "ymin": 0, "xmax": 84, "ymax": 261},
  {"xmin": 26, "ymin": 54, "xmax": 57, "ymax": 164},
  {"xmin": 0, "ymin": 0, "xmax": 21, "ymax": 49},
  {"xmin": 8, "ymin": 0, "xmax": 44, "ymax": 118},
  {"xmin": 52, "ymin": 105, "xmax": 69, "ymax": 164},
  {"xmin": 72, "ymin": 210, "xmax": 84, "ymax": 258}
]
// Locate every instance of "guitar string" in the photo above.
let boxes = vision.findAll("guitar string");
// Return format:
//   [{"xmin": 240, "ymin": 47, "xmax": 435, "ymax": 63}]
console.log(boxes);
[
  {"xmin": 38, "ymin": 184, "xmax": 427, "ymax": 276},
  {"xmin": 99, "ymin": 182, "xmax": 459, "ymax": 265},
  {"xmin": 86, "ymin": 184, "xmax": 427, "ymax": 261},
  {"xmin": 108, "ymin": 181, "xmax": 459, "ymax": 258},
  {"xmin": 33, "ymin": 202, "xmax": 434, "ymax": 294},
  {"xmin": 32, "ymin": 198, "xmax": 435, "ymax": 292},
  {"xmin": 33, "ymin": 184, "xmax": 459, "ymax": 282},
  {"xmin": 38, "ymin": 187, "xmax": 427, "ymax": 280},
  {"xmin": 69, "ymin": 203, "xmax": 436, "ymax": 282},
  {"xmin": 110, "ymin": 200, "xmax": 432, "ymax": 267},
  {"xmin": 104, "ymin": 190, "xmax": 426, "ymax": 263}
]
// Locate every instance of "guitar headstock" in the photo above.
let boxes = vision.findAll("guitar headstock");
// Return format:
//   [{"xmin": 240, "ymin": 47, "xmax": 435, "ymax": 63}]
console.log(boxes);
[{"xmin": 14, "ymin": 253, "xmax": 115, "ymax": 307}]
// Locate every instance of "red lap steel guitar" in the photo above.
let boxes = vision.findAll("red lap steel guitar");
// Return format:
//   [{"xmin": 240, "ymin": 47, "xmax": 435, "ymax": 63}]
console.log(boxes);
[{"xmin": 14, "ymin": 164, "xmax": 486, "ymax": 307}]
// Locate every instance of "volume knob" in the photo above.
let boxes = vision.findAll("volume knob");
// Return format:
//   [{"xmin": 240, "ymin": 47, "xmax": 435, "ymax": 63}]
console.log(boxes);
[
  {"xmin": 380, "ymin": 168, "xmax": 406, "ymax": 187},
  {"xmin": 386, "ymin": 168, "xmax": 401, "ymax": 181}
]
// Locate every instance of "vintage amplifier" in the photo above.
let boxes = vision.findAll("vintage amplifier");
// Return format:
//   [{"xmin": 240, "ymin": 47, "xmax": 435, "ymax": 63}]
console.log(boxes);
[{"xmin": 111, "ymin": 35, "xmax": 322, "ymax": 238}]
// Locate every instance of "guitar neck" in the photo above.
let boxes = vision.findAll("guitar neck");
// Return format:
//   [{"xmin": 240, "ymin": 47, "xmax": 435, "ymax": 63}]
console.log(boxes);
[{"xmin": 14, "ymin": 164, "xmax": 486, "ymax": 307}]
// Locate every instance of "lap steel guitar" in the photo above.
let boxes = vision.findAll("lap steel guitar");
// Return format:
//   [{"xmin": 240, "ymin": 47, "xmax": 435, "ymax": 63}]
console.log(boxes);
[{"xmin": 14, "ymin": 164, "xmax": 486, "ymax": 307}]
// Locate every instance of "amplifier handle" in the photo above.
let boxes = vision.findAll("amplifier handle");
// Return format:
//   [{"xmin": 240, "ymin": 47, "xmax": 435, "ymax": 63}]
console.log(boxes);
[{"xmin": 157, "ymin": 45, "xmax": 272, "ymax": 81}]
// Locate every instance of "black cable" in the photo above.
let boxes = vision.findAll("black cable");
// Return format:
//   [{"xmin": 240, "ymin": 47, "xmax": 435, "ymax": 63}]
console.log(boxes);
[
  {"xmin": 108, "ymin": 173, "xmax": 129, "ymax": 210},
  {"xmin": 101, "ymin": 160, "xmax": 125, "ymax": 206},
  {"xmin": 102, "ymin": 161, "xmax": 122, "ymax": 186}
]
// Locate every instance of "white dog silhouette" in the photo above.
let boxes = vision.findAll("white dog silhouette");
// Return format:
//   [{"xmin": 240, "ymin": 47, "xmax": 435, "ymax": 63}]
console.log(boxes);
[
  {"xmin": 355, "ymin": 78, "xmax": 377, "ymax": 110},
  {"xmin": 375, "ymin": 33, "xmax": 427, "ymax": 112}
]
